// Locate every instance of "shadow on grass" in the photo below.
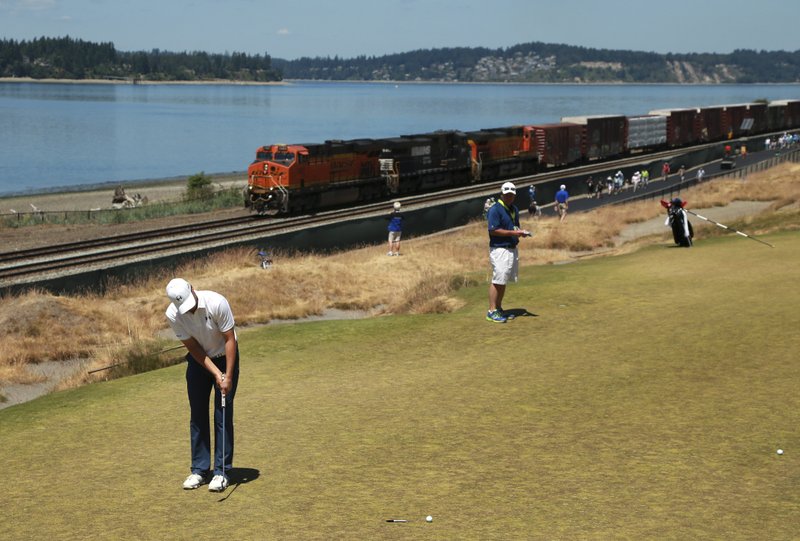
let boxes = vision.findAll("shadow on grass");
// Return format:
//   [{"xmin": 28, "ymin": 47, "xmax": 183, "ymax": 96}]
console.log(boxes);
[
  {"xmin": 217, "ymin": 467, "xmax": 260, "ymax": 503},
  {"xmin": 504, "ymin": 308, "xmax": 538, "ymax": 318}
]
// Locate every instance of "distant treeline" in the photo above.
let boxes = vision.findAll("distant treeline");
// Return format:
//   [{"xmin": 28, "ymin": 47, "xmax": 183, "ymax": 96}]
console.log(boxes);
[
  {"xmin": 3, "ymin": 36, "xmax": 799, "ymax": 84},
  {"xmin": 274, "ymin": 42, "xmax": 800, "ymax": 84},
  {"xmin": 0, "ymin": 36, "xmax": 281, "ymax": 82}
]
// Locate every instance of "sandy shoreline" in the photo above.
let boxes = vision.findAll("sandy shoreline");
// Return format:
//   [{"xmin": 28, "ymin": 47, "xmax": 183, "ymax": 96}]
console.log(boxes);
[
  {"xmin": 0, "ymin": 172, "xmax": 247, "ymax": 213},
  {"xmin": 0, "ymin": 77, "xmax": 288, "ymax": 86}
]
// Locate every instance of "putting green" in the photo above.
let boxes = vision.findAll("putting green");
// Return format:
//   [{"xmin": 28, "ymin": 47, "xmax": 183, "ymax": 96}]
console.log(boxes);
[{"xmin": 3, "ymin": 231, "xmax": 799, "ymax": 539}]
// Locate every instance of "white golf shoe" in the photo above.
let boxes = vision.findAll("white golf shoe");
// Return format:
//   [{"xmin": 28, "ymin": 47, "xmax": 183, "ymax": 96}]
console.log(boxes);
[
  {"xmin": 182, "ymin": 473, "xmax": 207, "ymax": 490},
  {"xmin": 208, "ymin": 474, "xmax": 229, "ymax": 492}
]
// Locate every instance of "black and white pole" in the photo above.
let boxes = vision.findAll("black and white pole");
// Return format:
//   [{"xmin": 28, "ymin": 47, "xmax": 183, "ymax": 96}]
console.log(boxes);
[{"xmin": 684, "ymin": 209, "xmax": 774, "ymax": 248}]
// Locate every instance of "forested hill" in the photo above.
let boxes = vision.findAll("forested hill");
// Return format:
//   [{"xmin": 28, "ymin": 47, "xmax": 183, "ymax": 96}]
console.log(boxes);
[
  {"xmin": 275, "ymin": 42, "xmax": 800, "ymax": 83},
  {"xmin": 2, "ymin": 36, "xmax": 799, "ymax": 83},
  {"xmin": 0, "ymin": 36, "xmax": 280, "ymax": 82}
]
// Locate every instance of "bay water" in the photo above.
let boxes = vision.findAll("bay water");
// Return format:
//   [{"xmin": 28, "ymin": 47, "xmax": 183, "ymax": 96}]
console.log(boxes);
[{"xmin": 1, "ymin": 81, "xmax": 798, "ymax": 196}]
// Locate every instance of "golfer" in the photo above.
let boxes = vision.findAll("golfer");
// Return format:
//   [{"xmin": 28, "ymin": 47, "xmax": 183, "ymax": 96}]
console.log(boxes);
[
  {"xmin": 486, "ymin": 181, "xmax": 531, "ymax": 323},
  {"xmin": 166, "ymin": 278, "xmax": 240, "ymax": 492}
]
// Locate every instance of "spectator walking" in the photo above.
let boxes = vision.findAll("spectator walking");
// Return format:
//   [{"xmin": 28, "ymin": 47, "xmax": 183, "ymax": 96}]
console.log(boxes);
[
  {"xmin": 641, "ymin": 169, "xmax": 649, "ymax": 187},
  {"xmin": 554, "ymin": 184, "xmax": 569, "ymax": 222},
  {"xmin": 631, "ymin": 171, "xmax": 641, "ymax": 192},
  {"xmin": 486, "ymin": 181, "xmax": 531, "ymax": 323},
  {"xmin": 662, "ymin": 162, "xmax": 671, "ymax": 181},
  {"xmin": 528, "ymin": 198, "xmax": 541, "ymax": 218},
  {"xmin": 386, "ymin": 201, "xmax": 404, "ymax": 256},
  {"xmin": 614, "ymin": 171, "xmax": 624, "ymax": 194},
  {"xmin": 696, "ymin": 168, "xmax": 705, "ymax": 182},
  {"xmin": 678, "ymin": 165, "xmax": 686, "ymax": 182},
  {"xmin": 166, "ymin": 278, "xmax": 240, "ymax": 493}
]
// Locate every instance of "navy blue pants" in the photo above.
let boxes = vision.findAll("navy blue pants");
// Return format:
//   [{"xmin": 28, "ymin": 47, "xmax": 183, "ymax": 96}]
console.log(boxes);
[{"xmin": 185, "ymin": 348, "xmax": 239, "ymax": 476}]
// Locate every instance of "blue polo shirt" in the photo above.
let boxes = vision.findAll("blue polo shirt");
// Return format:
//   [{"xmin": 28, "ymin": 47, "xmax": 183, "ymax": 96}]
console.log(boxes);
[
  {"xmin": 555, "ymin": 189, "xmax": 569, "ymax": 204},
  {"xmin": 387, "ymin": 211, "xmax": 404, "ymax": 232},
  {"xmin": 487, "ymin": 200, "xmax": 520, "ymax": 248}
]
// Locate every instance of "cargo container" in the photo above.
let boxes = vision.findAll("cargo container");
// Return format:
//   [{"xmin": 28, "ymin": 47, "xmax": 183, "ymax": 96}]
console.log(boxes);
[
  {"xmin": 626, "ymin": 115, "xmax": 667, "ymax": 151},
  {"xmin": 695, "ymin": 106, "xmax": 726, "ymax": 142},
  {"xmin": 531, "ymin": 123, "xmax": 583, "ymax": 167},
  {"xmin": 560, "ymin": 115, "xmax": 626, "ymax": 160},
  {"xmin": 767, "ymin": 101, "xmax": 790, "ymax": 131},
  {"xmin": 779, "ymin": 100, "xmax": 800, "ymax": 129},
  {"xmin": 723, "ymin": 104, "xmax": 752, "ymax": 138},
  {"xmin": 650, "ymin": 108, "xmax": 698, "ymax": 147}
]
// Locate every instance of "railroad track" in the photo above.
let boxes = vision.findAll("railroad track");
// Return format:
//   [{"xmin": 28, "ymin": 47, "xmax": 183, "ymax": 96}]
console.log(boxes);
[{"xmin": 0, "ymin": 145, "xmax": 704, "ymax": 290}]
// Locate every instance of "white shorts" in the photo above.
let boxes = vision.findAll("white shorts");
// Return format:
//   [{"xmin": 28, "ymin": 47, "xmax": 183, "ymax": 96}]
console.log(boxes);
[
  {"xmin": 388, "ymin": 231, "xmax": 402, "ymax": 243},
  {"xmin": 489, "ymin": 247, "xmax": 519, "ymax": 285}
]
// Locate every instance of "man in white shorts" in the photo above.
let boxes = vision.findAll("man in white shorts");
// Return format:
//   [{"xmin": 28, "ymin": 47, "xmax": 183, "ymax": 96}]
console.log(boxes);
[{"xmin": 485, "ymin": 182, "xmax": 531, "ymax": 323}]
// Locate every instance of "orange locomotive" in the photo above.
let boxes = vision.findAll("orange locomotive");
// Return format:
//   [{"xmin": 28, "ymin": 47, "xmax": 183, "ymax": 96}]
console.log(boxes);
[{"xmin": 246, "ymin": 139, "xmax": 383, "ymax": 214}]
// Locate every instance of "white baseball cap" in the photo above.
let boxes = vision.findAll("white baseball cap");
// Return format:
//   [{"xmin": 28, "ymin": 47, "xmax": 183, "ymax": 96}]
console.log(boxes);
[
  {"xmin": 166, "ymin": 278, "xmax": 196, "ymax": 314},
  {"xmin": 560, "ymin": 184, "xmax": 566, "ymax": 190},
  {"xmin": 501, "ymin": 181, "xmax": 517, "ymax": 195},
  {"xmin": 393, "ymin": 201, "xmax": 401, "ymax": 210}
]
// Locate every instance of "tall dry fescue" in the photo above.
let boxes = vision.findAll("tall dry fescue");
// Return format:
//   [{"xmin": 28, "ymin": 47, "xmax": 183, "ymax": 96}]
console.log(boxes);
[{"xmin": 2, "ymin": 162, "xmax": 799, "ymax": 393}]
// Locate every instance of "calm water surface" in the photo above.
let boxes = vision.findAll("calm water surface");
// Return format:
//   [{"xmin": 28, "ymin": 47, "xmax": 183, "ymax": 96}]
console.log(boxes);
[{"xmin": 0, "ymin": 81, "xmax": 798, "ymax": 195}]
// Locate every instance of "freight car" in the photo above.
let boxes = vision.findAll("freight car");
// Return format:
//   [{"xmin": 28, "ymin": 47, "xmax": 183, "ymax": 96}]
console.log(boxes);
[
  {"xmin": 560, "ymin": 115, "xmax": 627, "ymax": 161},
  {"xmin": 246, "ymin": 99, "xmax": 800, "ymax": 215}
]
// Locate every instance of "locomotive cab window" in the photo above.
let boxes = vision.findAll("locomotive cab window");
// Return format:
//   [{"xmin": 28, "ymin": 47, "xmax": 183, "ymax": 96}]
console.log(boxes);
[
  {"xmin": 256, "ymin": 151, "xmax": 273, "ymax": 161},
  {"xmin": 274, "ymin": 152, "xmax": 296, "ymax": 164}
]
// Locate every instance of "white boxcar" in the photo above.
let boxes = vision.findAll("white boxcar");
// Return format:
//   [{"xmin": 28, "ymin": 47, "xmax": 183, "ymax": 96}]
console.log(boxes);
[{"xmin": 627, "ymin": 114, "xmax": 667, "ymax": 150}]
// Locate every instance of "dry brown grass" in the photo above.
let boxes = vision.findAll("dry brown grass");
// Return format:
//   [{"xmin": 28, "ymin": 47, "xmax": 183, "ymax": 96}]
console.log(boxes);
[{"xmin": 2, "ymin": 162, "xmax": 799, "ymax": 391}]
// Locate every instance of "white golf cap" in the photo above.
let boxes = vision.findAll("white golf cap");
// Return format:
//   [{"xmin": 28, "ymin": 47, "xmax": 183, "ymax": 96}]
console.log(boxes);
[
  {"xmin": 560, "ymin": 184, "xmax": 566, "ymax": 190},
  {"xmin": 166, "ymin": 278, "xmax": 196, "ymax": 314},
  {"xmin": 393, "ymin": 201, "xmax": 401, "ymax": 210},
  {"xmin": 501, "ymin": 181, "xmax": 516, "ymax": 195}
]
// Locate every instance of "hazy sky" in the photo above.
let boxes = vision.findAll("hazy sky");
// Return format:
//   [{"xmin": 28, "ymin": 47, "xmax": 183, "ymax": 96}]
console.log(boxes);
[{"xmin": 1, "ymin": 0, "xmax": 798, "ymax": 60}]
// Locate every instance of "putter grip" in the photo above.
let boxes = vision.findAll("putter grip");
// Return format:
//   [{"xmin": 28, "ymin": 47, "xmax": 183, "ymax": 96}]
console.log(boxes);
[{"xmin": 221, "ymin": 374, "xmax": 226, "ymax": 406}]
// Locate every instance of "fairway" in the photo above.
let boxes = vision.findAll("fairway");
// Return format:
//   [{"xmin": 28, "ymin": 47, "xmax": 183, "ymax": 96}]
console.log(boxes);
[{"xmin": 3, "ymin": 231, "xmax": 799, "ymax": 540}]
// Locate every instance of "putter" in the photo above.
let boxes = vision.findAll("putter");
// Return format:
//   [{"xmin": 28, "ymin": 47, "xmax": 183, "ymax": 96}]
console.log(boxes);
[{"xmin": 221, "ymin": 375, "xmax": 226, "ymax": 487}]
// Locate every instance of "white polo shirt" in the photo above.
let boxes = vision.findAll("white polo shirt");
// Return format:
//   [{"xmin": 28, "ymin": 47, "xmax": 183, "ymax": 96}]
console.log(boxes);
[{"xmin": 166, "ymin": 290, "xmax": 236, "ymax": 358}]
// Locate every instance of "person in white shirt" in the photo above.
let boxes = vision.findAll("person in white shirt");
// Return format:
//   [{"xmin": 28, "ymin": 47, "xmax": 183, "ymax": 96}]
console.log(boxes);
[{"xmin": 166, "ymin": 278, "xmax": 240, "ymax": 493}]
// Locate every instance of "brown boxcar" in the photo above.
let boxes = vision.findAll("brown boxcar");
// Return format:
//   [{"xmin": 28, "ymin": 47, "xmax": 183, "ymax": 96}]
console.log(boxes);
[
  {"xmin": 767, "ymin": 101, "xmax": 789, "ymax": 131},
  {"xmin": 695, "ymin": 106, "xmax": 726, "ymax": 142},
  {"xmin": 785, "ymin": 100, "xmax": 800, "ymax": 128},
  {"xmin": 650, "ymin": 108, "xmax": 698, "ymax": 147},
  {"xmin": 560, "ymin": 115, "xmax": 627, "ymax": 160},
  {"xmin": 746, "ymin": 102, "xmax": 768, "ymax": 133},
  {"xmin": 531, "ymin": 123, "xmax": 583, "ymax": 167},
  {"xmin": 724, "ymin": 104, "xmax": 751, "ymax": 138}
]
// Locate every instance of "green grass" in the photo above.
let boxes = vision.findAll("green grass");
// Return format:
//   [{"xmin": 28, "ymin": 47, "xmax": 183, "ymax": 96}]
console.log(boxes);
[{"xmin": 2, "ymin": 231, "xmax": 799, "ymax": 540}]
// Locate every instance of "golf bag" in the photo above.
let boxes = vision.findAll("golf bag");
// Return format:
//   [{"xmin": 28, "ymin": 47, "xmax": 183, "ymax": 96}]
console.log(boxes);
[{"xmin": 662, "ymin": 199, "xmax": 693, "ymax": 247}]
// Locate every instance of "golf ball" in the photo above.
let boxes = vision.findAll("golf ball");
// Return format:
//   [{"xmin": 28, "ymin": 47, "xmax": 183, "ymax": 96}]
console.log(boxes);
[
  {"xmin": 777, "ymin": 449, "xmax": 784, "ymax": 455},
  {"xmin": 426, "ymin": 515, "xmax": 433, "ymax": 523}
]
